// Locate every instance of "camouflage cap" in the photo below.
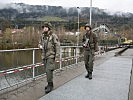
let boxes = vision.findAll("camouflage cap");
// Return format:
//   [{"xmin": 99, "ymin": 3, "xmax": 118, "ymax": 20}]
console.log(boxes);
[
  {"xmin": 42, "ymin": 22, "xmax": 52, "ymax": 30},
  {"xmin": 84, "ymin": 24, "xmax": 92, "ymax": 30}
]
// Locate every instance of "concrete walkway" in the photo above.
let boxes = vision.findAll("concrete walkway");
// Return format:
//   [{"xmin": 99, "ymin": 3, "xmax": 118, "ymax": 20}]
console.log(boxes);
[{"xmin": 40, "ymin": 55, "xmax": 132, "ymax": 100}]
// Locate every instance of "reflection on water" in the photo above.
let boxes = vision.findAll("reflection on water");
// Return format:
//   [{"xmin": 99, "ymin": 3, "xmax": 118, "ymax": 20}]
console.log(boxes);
[{"xmin": 0, "ymin": 50, "xmax": 42, "ymax": 70}]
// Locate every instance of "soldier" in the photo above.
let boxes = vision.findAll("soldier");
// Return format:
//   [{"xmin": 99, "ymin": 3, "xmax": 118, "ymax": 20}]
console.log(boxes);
[
  {"xmin": 38, "ymin": 22, "xmax": 60, "ymax": 93},
  {"xmin": 82, "ymin": 24, "xmax": 98, "ymax": 79}
]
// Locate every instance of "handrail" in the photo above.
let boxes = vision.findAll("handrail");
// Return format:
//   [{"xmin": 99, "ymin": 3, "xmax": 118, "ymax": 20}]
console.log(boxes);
[
  {"xmin": 0, "ymin": 48, "xmax": 39, "ymax": 52},
  {"xmin": 0, "ymin": 45, "xmax": 109, "ymax": 91},
  {"xmin": 0, "ymin": 46, "xmax": 84, "ymax": 91}
]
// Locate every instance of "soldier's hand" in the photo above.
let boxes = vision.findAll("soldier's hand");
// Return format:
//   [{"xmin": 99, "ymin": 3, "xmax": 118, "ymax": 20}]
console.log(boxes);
[
  {"xmin": 95, "ymin": 49, "xmax": 99, "ymax": 52},
  {"xmin": 94, "ymin": 47, "xmax": 99, "ymax": 52},
  {"xmin": 55, "ymin": 58, "xmax": 60, "ymax": 63},
  {"xmin": 94, "ymin": 52, "xmax": 99, "ymax": 56},
  {"xmin": 38, "ymin": 44, "xmax": 43, "ymax": 49}
]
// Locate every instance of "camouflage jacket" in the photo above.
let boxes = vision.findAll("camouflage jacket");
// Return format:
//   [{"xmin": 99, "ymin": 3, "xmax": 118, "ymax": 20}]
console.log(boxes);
[
  {"xmin": 39, "ymin": 31, "xmax": 60, "ymax": 59},
  {"xmin": 82, "ymin": 31, "xmax": 98, "ymax": 52}
]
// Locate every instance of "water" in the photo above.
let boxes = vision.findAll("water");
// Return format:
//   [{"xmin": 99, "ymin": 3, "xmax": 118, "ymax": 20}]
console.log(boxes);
[
  {"xmin": 0, "ymin": 50, "xmax": 41, "ymax": 70},
  {"xmin": 0, "ymin": 48, "xmax": 82, "ymax": 71}
]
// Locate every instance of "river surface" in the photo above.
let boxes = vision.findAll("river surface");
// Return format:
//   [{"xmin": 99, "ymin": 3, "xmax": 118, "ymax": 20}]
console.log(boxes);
[{"xmin": 0, "ymin": 48, "xmax": 83, "ymax": 71}]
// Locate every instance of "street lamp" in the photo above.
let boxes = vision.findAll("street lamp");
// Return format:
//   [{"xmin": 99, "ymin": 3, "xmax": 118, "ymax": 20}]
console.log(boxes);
[
  {"xmin": 77, "ymin": 7, "xmax": 80, "ymax": 33},
  {"xmin": 76, "ymin": 7, "xmax": 80, "ymax": 46},
  {"xmin": 76, "ymin": 7, "xmax": 80, "ymax": 64},
  {"xmin": 90, "ymin": 0, "xmax": 92, "ymax": 26}
]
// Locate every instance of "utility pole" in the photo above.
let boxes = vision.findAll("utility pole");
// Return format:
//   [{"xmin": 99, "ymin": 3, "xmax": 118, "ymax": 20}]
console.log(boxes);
[
  {"xmin": 77, "ymin": 7, "xmax": 80, "ymax": 46},
  {"xmin": 76, "ymin": 7, "xmax": 80, "ymax": 64},
  {"xmin": 90, "ymin": 0, "xmax": 92, "ymax": 26}
]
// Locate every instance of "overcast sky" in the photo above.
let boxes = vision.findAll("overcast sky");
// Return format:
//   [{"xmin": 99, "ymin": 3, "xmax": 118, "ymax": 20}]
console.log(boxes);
[{"xmin": 0, "ymin": 0, "xmax": 133, "ymax": 13}]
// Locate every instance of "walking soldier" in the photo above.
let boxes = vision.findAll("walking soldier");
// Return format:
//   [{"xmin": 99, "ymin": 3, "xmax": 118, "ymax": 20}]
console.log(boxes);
[
  {"xmin": 82, "ymin": 24, "xmax": 98, "ymax": 79},
  {"xmin": 38, "ymin": 22, "xmax": 60, "ymax": 93}
]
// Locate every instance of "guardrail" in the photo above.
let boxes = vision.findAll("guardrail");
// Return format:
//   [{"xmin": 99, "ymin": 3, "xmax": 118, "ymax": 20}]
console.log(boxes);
[
  {"xmin": 0, "ymin": 46, "xmax": 83, "ymax": 91},
  {"xmin": 0, "ymin": 45, "xmax": 111, "ymax": 92}
]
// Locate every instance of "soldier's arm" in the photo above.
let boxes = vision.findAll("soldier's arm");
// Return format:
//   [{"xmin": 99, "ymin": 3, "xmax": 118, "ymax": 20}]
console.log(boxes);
[
  {"xmin": 82, "ymin": 35, "xmax": 86, "ymax": 42},
  {"xmin": 38, "ymin": 33, "xmax": 43, "ymax": 49},
  {"xmin": 53, "ymin": 34, "xmax": 60, "ymax": 58},
  {"xmin": 93, "ymin": 33, "xmax": 99, "ymax": 52}
]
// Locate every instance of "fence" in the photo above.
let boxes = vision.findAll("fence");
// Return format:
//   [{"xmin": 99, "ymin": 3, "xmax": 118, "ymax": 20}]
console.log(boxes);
[
  {"xmin": 0, "ymin": 44, "xmax": 115, "ymax": 93},
  {"xmin": 0, "ymin": 46, "xmax": 83, "ymax": 91}
]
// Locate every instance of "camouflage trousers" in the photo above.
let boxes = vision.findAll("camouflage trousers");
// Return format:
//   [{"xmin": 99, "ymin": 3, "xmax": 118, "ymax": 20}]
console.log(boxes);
[
  {"xmin": 84, "ymin": 50, "xmax": 94, "ymax": 72},
  {"xmin": 43, "ymin": 58, "xmax": 55, "ymax": 83}
]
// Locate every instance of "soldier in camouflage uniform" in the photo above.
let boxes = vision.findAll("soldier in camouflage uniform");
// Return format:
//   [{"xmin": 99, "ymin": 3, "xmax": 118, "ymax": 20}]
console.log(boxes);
[
  {"xmin": 38, "ymin": 22, "xmax": 60, "ymax": 93},
  {"xmin": 82, "ymin": 24, "xmax": 98, "ymax": 79}
]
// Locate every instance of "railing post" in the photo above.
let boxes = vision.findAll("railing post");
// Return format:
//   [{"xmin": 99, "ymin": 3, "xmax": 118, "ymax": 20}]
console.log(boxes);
[
  {"xmin": 76, "ymin": 47, "xmax": 78, "ymax": 64},
  {"xmin": 32, "ymin": 49, "xmax": 35, "ymax": 79},
  {"xmin": 59, "ymin": 47, "xmax": 62, "ymax": 70}
]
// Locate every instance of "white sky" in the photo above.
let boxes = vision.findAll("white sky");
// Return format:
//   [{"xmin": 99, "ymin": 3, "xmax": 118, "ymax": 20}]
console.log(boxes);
[{"xmin": 0, "ymin": 0, "xmax": 133, "ymax": 13}]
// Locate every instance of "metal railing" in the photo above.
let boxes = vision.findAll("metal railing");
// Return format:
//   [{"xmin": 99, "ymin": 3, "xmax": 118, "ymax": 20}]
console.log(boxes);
[
  {"xmin": 0, "ymin": 45, "xmax": 116, "ymax": 92},
  {"xmin": 0, "ymin": 46, "xmax": 83, "ymax": 91}
]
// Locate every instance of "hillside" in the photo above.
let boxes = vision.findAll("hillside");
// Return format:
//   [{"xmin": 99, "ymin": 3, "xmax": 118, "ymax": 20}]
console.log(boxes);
[{"xmin": 0, "ymin": 3, "xmax": 133, "ymax": 32}]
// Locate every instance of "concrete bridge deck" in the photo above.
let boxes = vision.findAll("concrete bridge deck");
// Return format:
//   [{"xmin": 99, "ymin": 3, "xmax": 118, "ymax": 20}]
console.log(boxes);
[
  {"xmin": 0, "ymin": 48, "xmax": 133, "ymax": 100},
  {"xmin": 39, "ymin": 49, "xmax": 133, "ymax": 100}
]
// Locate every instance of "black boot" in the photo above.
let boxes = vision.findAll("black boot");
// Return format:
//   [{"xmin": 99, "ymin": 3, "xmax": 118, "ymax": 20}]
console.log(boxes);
[
  {"xmin": 85, "ymin": 73, "xmax": 89, "ymax": 78},
  {"xmin": 85, "ymin": 71, "xmax": 90, "ymax": 78},
  {"xmin": 88, "ymin": 72, "xmax": 92, "ymax": 80},
  {"xmin": 45, "ymin": 82, "xmax": 53, "ymax": 94},
  {"xmin": 85, "ymin": 71, "xmax": 92, "ymax": 79},
  {"xmin": 45, "ymin": 84, "xmax": 48, "ymax": 89}
]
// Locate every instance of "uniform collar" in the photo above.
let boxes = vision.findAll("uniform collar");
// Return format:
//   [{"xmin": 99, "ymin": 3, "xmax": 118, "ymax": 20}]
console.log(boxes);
[{"xmin": 42, "ymin": 31, "xmax": 52, "ymax": 37}]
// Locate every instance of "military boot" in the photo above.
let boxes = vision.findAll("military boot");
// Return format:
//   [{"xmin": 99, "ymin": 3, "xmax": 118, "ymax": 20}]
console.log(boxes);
[
  {"xmin": 85, "ymin": 73, "xmax": 89, "ymax": 78},
  {"xmin": 88, "ymin": 72, "xmax": 92, "ymax": 80},
  {"xmin": 45, "ymin": 82, "xmax": 53, "ymax": 94},
  {"xmin": 45, "ymin": 84, "xmax": 48, "ymax": 89},
  {"xmin": 85, "ymin": 71, "xmax": 90, "ymax": 78}
]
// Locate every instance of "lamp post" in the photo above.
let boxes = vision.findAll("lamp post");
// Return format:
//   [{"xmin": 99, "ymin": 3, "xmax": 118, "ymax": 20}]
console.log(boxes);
[
  {"xmin": 77, "ymin": 7, "xmax": 80, "ymax": 33},
  {"xmin": 76, "ymin": 7, "xmax": 80, "ymax": 64},
  {"xmin": 77, "ymin": 7, "xmax": 80, "ymax": 46},
  {"xmin": 90, "ymin": 0, "xmax": 92, "ymax": 26}
]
